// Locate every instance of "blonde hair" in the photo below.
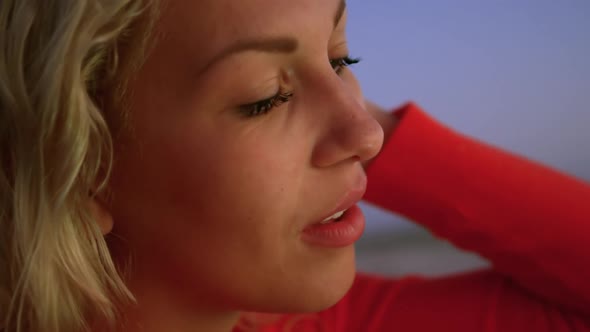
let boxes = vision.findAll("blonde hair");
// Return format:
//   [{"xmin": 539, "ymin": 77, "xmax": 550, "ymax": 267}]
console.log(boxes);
[{"xmin": 0, "ymin": 0, "xmax": 158, "ymax": 331}]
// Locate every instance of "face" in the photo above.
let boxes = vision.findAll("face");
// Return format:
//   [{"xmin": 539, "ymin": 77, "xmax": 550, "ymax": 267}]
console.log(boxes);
[{"xmin": 108, "ymin": 0, "xmax": 384, "ymax": 313}]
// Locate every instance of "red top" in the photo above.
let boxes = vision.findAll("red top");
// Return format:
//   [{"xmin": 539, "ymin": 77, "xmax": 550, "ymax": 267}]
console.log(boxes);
[{"xmin": 236, "ymin": 103, "xmax": 590, "ymax": 331}]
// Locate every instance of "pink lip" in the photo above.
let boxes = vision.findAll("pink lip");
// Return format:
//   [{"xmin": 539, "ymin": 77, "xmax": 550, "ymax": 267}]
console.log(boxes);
[
  {"xmin": 312, "ymin": 175, "xmax": 367, "ymax": 226},
  {"xmin": 301, "ymin": 204, "xmax": 365, "ymax": 247},
  {"xmin": 300, "ymin": 173, "xmax": 368, "ymax": 248}
]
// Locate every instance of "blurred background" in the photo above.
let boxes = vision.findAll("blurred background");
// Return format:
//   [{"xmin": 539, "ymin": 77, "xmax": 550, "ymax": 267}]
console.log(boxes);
[{"xmin": 347, "ymin": 0, "xmax": 590, "ymax": 276}]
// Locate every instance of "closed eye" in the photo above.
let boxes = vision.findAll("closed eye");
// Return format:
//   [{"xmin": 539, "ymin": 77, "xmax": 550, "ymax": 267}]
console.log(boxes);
[
  {"xmin": 239, "ymin": 55, "xmax": 360, "ymax": 118},
  {"xmin": 239, "ymin": 90, "xmax": 293, "ymax": 117}
]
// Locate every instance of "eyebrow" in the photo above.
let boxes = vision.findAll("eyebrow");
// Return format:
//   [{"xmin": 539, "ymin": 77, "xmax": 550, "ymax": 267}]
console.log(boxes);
[{"xmin": 197, "ymin": 0, "xmax": 347, "ymax": 75}]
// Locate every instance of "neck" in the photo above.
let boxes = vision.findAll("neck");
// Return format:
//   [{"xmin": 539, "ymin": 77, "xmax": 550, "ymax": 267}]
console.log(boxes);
[
  {"xmin": 115, "ymin": 279, "xmax": 241, "ymax": 332},
  {"xmin": 100, "ymin": 256, "xmax": 241, "ymax": 332},
  {"xmin": 101, "ymin": 237, "xmax": 241, "ymax": 332}
]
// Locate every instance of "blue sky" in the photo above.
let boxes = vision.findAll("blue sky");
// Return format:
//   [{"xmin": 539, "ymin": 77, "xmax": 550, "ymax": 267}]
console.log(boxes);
[{"xmin": 345, "ymin": 1, "xmax": 590, "ymax": 232}]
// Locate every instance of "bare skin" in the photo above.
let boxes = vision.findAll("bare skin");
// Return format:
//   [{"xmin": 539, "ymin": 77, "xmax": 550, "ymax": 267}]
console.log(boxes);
[
  {"xmin": 363, "ymin": 100, "xmax": 399, "ymax": 168},
  {"xmin": 91, "ymin": 0, "xmax": 389, "ymax": 330},
  {"xmin": 366, "ymin": 101, "xmax": 398, "ymax": 140}
]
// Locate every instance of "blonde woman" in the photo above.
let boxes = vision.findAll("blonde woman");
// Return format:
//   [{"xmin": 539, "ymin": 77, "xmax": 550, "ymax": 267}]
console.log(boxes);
[{"xmin": 1, "ymin": 0, "xmax": 589, "ymax": 331}]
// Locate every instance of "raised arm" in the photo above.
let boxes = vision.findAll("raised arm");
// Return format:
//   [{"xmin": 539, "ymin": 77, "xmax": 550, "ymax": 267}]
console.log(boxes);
[{"xmin": 363, "ymin": 102, "xmax": 590, "ymax": 316}]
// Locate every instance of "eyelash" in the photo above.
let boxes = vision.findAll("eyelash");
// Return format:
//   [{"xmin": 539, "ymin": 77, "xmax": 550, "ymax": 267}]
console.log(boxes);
[
  {"xmin": 240, "ymin": 90, "xmax": 293, "ymax": 117},
  {"xmin": 330, "ymin": 56, "xmax": 361, "ymax": 75},
  {"xmin": 240, "ymin": 56, "xmax": 361, "ymax": 117}
]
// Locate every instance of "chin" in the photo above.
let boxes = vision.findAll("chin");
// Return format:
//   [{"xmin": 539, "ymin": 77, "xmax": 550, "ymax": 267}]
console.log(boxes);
[
  {"xmin": 301, "ymin": 275, "xmax": 356, "ymax": 312},
  {"xmin": 272, "ymin": 250, "xmax": 357, "ymax": 313}
]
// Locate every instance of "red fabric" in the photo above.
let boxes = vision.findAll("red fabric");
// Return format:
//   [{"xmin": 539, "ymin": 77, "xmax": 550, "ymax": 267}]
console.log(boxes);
[{"xmin": 239, "ymin": 103, "xmax": 590, "ymax": 331}]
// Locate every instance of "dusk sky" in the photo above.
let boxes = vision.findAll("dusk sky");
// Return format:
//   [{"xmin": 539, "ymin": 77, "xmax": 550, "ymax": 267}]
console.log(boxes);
[{"xmin": 345, "ymin": 1, "xmax": 590, "ymax": 232}]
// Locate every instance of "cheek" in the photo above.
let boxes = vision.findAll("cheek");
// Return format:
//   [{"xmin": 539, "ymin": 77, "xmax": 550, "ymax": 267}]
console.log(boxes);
[
  {"xmin": 108, "ymin": 126, "xmax": 309, "ymax": 272},
  {"xmin": 108, "ymin": 109, "xmax": 355, "ymax": 312},
  {"xmin": 174, "ymin": 136, "xmax": 305, "ymax": 223}
]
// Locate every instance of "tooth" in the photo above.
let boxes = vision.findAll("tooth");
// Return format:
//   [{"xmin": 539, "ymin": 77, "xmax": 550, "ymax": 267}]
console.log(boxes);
[{"xmin": 320, "ymin": 210, "xmax": 346, "ymax": 224}]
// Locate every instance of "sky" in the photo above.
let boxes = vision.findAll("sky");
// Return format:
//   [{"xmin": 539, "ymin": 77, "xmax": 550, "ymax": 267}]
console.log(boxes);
[{"xmin": 344, "ymin": 1, "xmax": 590, "ymax": 233}]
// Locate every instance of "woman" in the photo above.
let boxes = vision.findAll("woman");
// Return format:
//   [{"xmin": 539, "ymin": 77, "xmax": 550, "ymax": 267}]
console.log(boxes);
[{"xmin": 1, "ymin": 0, "xmax": 589, "ymax": 331}]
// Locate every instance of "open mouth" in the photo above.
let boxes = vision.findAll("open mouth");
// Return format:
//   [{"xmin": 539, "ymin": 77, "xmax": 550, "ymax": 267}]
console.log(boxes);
[
  {"xmin": 302, "ymin": 204, "xmax": 365, "ymax": 248},
  {"xmin": 319, "ymin": 209, "xmax": 347, "ymax": 224}
]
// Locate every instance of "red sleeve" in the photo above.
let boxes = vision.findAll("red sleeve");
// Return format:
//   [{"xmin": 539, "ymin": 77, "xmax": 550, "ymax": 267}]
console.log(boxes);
[{"xmin": 364, "ymin": 102, "xmax": 590, "ymax": 313}]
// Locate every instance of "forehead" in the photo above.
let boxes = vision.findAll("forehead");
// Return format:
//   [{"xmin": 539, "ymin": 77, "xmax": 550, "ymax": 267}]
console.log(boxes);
[{"xmin": 155, "ymin": 0, "xmax": 343, "ymax": 66}]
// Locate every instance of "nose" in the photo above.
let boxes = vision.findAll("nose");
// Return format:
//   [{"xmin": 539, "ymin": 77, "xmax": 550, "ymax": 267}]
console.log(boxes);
[{"xmin": 310, "ymin": 74, "xmax": 384, "ymax": 168}]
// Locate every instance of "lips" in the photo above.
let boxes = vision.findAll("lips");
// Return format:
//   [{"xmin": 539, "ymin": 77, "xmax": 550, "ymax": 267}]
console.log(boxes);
[{"xmin": 307, "ymin": 174, "xmax": 367, "ymax": 228}]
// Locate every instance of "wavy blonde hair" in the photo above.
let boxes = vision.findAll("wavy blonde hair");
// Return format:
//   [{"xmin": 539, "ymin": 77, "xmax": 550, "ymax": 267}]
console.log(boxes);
[{"xmin": 0, "ymin": 0, "xmax": 158, "ymax": 331}]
